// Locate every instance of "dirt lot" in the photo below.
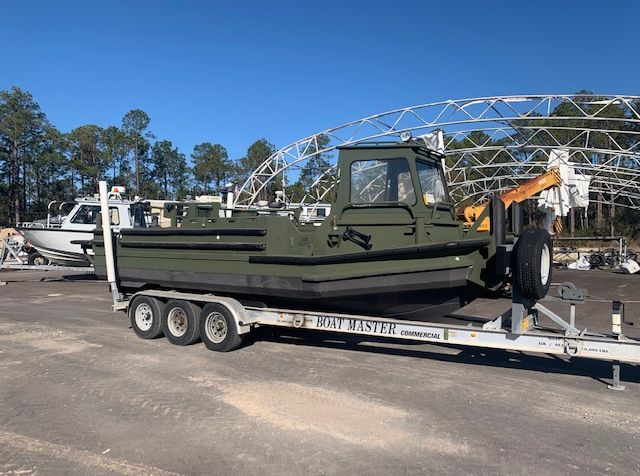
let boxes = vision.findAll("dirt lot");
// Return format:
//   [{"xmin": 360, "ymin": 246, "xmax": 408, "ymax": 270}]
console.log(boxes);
[{"xmin": 0, "ymin": 268, "xmax": 639, "ymax": 475}]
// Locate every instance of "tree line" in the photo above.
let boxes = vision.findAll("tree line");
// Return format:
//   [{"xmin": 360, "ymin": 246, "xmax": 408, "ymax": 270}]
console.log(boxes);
[
  {"xmin": 0, "ymin": 86, "xmax": 301, "ymax": 225},
  {"xmin": 1, "ymin": 86, "xmax": 638, "ymax": 239}
]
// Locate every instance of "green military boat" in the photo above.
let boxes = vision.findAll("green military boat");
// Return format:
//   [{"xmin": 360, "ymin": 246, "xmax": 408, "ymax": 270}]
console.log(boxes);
[{"xmin": 94, "ymin": 142, "xmax": 552, "ymax": 321}]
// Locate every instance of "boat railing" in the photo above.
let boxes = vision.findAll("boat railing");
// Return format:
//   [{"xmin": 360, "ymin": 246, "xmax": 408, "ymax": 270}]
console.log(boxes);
[
  {"xmin": 47, "ymin": 200, "xmax": 75, "ymax": 227},
  {"xmin": 18, "ymin": 222, "xmax": 45, "ymax": 229},
  {"xmin": 18, "ymin": 221, "xmax": 63, "ymax": 229}
]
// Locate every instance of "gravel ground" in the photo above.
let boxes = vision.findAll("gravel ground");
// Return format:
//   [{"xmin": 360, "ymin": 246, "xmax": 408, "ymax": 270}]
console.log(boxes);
[{"xmin": 0, "ymin": 268, "xmax": 639, "ymax": 475}]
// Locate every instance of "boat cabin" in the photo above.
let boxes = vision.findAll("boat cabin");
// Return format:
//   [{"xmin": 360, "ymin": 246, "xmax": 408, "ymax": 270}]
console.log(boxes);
[
  {"xmin": 334, "ymin": 143, "xmax": 453, "ymax": 217},
  {"xmin": 59, "ymin": 196, "xmax": 147, "ymax": 232}
]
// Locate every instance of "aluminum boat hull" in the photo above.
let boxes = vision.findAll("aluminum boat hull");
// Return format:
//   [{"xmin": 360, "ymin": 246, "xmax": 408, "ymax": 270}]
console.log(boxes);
[{"xmin": 17, "ymin": 228, "xmax": 93, "ymax": 266}]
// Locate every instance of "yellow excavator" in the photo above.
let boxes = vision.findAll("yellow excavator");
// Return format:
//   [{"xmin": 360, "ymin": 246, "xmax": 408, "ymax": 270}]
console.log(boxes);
[{"xmin": 462, "ymin": 168, "xmax": 563, "ymax": 233}]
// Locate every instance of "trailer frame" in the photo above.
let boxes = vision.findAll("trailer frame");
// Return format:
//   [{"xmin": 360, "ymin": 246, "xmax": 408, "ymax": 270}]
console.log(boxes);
[{"xmin": 112, "ymin": 287, "xmax": 639, "ymax": 390}]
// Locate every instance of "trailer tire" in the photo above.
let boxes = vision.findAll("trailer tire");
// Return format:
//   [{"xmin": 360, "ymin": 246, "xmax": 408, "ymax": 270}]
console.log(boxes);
[
  {"xmin": 199, "ymin": 303, "xmax": 243, "ymax": 352},
  {"xmin": 512, "ymin": 229, "xmax": 552, "ymax": 300},
  {"xmin": 129, "ymin": 296, "xmax": 164, "ymax": 339},
  {"xmin": 27, "ymin": 252, "xmax": 49, "ymax": 266},
  {"xmin": 162, "ymin": 299, "xmax": 201, "ymax": 346}
]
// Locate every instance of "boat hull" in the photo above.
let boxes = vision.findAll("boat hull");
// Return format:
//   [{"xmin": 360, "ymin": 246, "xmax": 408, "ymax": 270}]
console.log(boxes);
[
  {"xmin": 93, "ymin": 193, "xmax": 500, "ymax": 322},
  {"xmin": 96, "ymin": 263, "xmax": 476, "ymax": 321},
  {"xmin": 17, "ymin": 228, "xmax": 93, "ymax": 267}
]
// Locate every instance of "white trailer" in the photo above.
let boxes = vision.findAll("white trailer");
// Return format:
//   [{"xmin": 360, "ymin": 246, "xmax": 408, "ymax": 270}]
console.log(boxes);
[{"xmin": 112, "ymin": 288, "xmax": 639, "ymax": 390}]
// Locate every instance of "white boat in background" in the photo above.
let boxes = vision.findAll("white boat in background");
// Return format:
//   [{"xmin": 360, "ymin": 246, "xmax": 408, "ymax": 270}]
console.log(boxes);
[{"xmin": 17, "ymin": 187, "xmax": 148, "ymax": 267}]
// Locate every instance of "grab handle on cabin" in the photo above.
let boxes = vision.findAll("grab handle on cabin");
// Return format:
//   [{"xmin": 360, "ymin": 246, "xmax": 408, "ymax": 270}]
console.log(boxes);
[{"xmin": 342, "ymin": 226, "xmax": 372, "ymax": 250}]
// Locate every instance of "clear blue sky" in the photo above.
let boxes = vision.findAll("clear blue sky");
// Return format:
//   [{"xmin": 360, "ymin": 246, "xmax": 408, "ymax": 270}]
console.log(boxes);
[{"xmin": 1, "ymin": 0, "xmax": 638, "ymax": 161}]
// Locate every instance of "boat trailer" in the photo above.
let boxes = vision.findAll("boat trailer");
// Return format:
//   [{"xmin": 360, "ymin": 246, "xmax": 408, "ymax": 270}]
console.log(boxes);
[
  {"xmin": 0, "ymin": 237, "xmax": 94, "ymax": 273},
  {"xmin": 97, "ymin": 182, "xmax": 639, "ymax": 391},
  {"xmin": 111, "ymin": 288, "xmax": 638, "ymax": 391}
]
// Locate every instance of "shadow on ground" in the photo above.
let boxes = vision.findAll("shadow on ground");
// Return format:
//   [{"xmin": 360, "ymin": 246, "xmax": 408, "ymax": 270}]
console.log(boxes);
[
  {"xmin": 0, "ymin": 272, "xmax": 97, "ymax": 283},
  {"xmin": 252, "ymin": 327, "xmax": 639, "ymax": 386}
]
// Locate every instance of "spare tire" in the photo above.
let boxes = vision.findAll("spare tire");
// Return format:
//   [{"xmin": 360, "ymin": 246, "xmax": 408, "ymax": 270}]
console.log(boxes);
[{"xmin": 512, "ymin": 229, "xmax": 552, "ymax": 300}]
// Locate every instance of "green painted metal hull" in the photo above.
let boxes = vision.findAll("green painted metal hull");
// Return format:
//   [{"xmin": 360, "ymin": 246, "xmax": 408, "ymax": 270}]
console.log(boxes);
[
  {"xmin": 94, "ymin": 217, "xmax": 497, "ymax": 320},
  {"xmin": 94, "ymin": 144, "xmax": 507, "ymax": 321}
]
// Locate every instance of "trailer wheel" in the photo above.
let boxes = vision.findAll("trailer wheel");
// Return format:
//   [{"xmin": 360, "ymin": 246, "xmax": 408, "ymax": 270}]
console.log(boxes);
[
  {"xmin": 512, "ymin": 229, "xmax": 553, "ymax": 300},
  {"xmin": 162, "ymin": 299, "xmax": 201, "ymax": 346},
  {"xmin": 199, "ymin": 303, "xmax": 243, "ymax": 352},
  {"xmin": 129, "ymin": 296, "xmax": 164, "ymax": 339},
  {"xmin": 27, "ymin": 252, "xmax": 49, "ymax": 266}
]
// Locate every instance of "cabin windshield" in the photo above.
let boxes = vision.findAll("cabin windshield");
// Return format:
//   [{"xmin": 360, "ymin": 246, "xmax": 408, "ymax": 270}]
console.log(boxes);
[
  {"xmin": 416, "ymin": 160, "xmax": 448, "ymax": 205},
  {"xmin": 70, "ymin": 205, "xmax": 120, "ymax": 225},
  {"xmin": 350, "ymin": 158, "xmax": 416, "ymax": 204}
]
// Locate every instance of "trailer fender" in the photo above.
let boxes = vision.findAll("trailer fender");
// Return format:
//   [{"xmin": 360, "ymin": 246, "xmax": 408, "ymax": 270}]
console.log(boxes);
[{"xmin": 210, "ymin": 296, "xmax": 252, "ymax": 335}]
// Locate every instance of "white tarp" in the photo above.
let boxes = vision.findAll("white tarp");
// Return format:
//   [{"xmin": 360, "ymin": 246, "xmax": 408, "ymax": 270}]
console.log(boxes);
[
  {"xmin": 417, "ymin": 131, "xmax": 445, "ymax": 153},
  {"xmin": 537, "ymin": 149, "xmax": 591, "ymax": 233},
  {"xmin": 567, "ymin": 256, "xmax": 591, "ymax": 270}
]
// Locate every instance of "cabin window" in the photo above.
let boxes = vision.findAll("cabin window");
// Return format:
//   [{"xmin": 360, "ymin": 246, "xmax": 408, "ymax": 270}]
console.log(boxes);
[
  {"xmin": 70, "ymin": 205, "xmax": 120, "ymax": 225},
  {"xmin": 70, "ymin": 205, "xmax": 99, "ymax": 224},
  {"xmin": 416, "ymin": 161, "xmax": 448, "ymax": 205},
  {"xmin": 350, "ymin": 158, "xmax": 416, "ymax": 204},
  {"xmin": 130, "ymin": 204, "xmax": 147, "ymax": 228},
  {"xmin": 110, "ymin": 208, "xmax": 120, "ymax": 225}
]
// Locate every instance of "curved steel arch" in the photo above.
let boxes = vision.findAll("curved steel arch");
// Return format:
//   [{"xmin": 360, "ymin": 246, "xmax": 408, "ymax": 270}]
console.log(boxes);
[{"xmin": 233, "ymin": 95, "xmax": 640, "ymax": 211}]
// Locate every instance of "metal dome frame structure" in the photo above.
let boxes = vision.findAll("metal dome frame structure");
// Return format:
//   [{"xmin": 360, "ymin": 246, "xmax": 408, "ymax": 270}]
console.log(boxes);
[{"xmin": 233, "ymin": 95, "xmax": 640, "ymax": 215}]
